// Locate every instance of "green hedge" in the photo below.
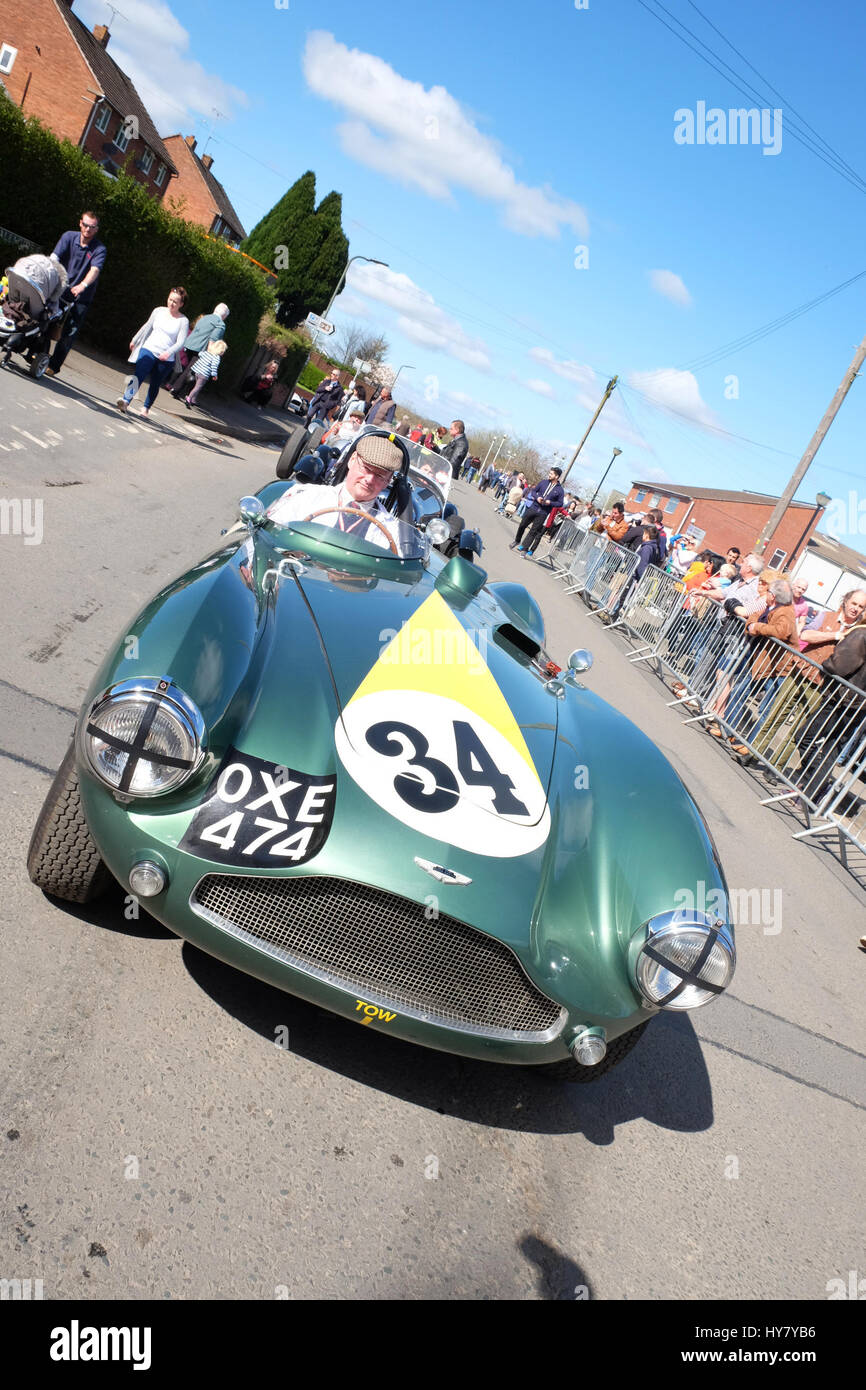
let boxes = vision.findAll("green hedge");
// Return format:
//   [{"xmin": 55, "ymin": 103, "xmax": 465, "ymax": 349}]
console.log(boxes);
[
  {"xmin": 0, "ymin": 96, "xmax": 270, "ymax": 390},
  {"xmin": 297, "ymin": 363, "xmax": 325, "ymax": 391}
]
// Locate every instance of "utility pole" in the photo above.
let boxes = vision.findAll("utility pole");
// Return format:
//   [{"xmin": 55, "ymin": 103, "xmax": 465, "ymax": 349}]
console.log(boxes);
[
  {"xmin": 756, "ymin": 332, "xmax": 866, "ymax": 554},
  {"xmin": 562, "ymin": 376, "xmax": 618, "ymax": 486}
]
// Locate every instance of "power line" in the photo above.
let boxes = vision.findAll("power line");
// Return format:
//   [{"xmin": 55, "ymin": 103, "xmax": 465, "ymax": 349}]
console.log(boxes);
[
  {"xmin": 685, "ymin": 0, "xmax": 866, "ymax": 189},
  {"xmin": 634, "ymin": 0, "xmax": 866, "ymax": 196},
  {"xmin": 678, "ymin": 269, "xmax": 866, "ymax": 372}
]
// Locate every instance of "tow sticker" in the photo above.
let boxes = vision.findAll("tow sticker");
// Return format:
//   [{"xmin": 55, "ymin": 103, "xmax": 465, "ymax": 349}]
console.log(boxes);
[
  {"xmin": 181, "ymin": 748, "xmax": 335, "ymax": 867},
  {"xmin": 334, "ymin": 592, "xmax": 550, "ymax": 858}
]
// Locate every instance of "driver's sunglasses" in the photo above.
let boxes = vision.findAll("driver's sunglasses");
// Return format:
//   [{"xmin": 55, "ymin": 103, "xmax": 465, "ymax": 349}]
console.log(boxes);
[{"xmin": 81, "ymin": 220, "xmax": 98, "ymax": 230}]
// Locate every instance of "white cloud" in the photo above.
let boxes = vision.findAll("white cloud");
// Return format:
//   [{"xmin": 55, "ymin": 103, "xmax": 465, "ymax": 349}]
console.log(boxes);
[
  {"xmin": 628, "ymin": 368, "xmax": 718, "ymax": 431},
  {"xmin": 649, "ymin": 269, "xmax": 692, "ymax": 307},
  {"xmin": 525, "ymin": 378, "xmax": 556, "ymax": 398},
  {"xmin": 344, "ymin": 261, "xmax": 491, "ymax": 371},
  {"xmin": 74, "ymin": 0, "xmax": 248, "ymax": 133},
  {"xmin": 528, "ymin": 346, "xmax": 597, "ymax": 390},
  {"xmin": 303, "ymin": 33, "xmax": 588, "ymax": 238}
]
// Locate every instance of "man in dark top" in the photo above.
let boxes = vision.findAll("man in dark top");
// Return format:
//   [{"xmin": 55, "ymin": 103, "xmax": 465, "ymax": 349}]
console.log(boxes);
[
  {"xmin": 510, "ymin": 468, "xmax": 565, "ymax": 554},
  {"xmin": 441, "ymin": 419, "xmax": 468, "ymax": 479},
  {"xmin": 46, "ymin": 211, "xmax": 107, "ymax": 376}
]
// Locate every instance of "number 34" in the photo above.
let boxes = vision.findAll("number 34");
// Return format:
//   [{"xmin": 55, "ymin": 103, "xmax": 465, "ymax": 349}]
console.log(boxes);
[{"xmin": 365, "ymin": 719, "xmax": 529, "ymax": 817}]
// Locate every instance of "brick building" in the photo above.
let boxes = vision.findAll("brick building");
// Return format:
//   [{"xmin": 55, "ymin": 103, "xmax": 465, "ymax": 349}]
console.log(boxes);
[
  {"xmin": 0, "ymin": 0, "xmax": 176, "ymax": 197},
  {"xmin": 162, "ymin": 135, "xmax": 246, "ymax": 245},
  {"xmin": 624, "ymin": 480, "xmax": 827, "ymax": 570}
]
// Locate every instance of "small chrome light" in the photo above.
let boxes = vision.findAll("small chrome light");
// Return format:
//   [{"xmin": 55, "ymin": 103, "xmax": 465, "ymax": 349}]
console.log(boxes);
[
  {"xmin": 569, "ymin": 1027, "xmax": 607, "ymax": 1066},
  {"xmin": 631, "ymin": 909, "xmax": 735, "ymax": 1010},
  {"xmin": 129, "ymin": 860, "xmax": 166, "ymax": 897},
  {"xmin": 568, "ymin": 648, "xmax": 593, "ymax": 673}
]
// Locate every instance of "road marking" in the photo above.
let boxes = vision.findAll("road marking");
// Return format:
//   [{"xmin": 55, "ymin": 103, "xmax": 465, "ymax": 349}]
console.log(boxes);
[
  {"xmin": 44, "ymin": 430, "xmax": 64, "ymax": 446},
  {"xmin": 11, "ymin": 425, "xmax": 48, "ymax": 449},
  {"xmin": 102, "ymin": 427, "xmax": 116, "ymax": 437},
  {"xmin": 46, "ymin": 400, "xmax": 66, "ymax": 409}
]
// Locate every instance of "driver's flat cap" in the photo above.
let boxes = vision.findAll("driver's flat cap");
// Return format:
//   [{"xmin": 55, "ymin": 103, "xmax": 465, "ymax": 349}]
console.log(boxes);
[{"xmin": 355, "ymin": 433, "xmax": 403, "ymax": 473}]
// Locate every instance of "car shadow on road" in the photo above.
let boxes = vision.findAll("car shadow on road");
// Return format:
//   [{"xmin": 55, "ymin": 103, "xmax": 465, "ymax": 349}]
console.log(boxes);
[
  {"xmin": 46, "ymin": 882, "xmax": 177, "ymax": 940},
  {"xmin": 180, "ymin": 941, "xmax": 714, "ymax": 1142}
]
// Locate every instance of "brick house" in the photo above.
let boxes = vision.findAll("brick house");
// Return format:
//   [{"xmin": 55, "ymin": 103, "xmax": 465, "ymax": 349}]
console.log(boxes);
[
  {"xmin": 623, "ymin": 481, "xmax": 828, "ymax": 570},
  {"xmin": 0, "ymin": 0, "xmax": 176, "ymax": 197},
  {"xmin": 161, "ymin": 135, "xmax": 246, "ymax": 245}
]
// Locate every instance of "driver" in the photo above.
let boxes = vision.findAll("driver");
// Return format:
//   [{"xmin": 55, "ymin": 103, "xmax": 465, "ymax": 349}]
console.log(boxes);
[{"xmin": 267, "ymin": 432, "xmax": 405, "ymax": 552}]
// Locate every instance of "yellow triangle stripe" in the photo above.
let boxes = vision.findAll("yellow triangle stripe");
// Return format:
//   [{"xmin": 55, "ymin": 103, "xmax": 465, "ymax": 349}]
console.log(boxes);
[{"xmin": 346, "ymin": 591, "xmax": 538, "ymax": 775}]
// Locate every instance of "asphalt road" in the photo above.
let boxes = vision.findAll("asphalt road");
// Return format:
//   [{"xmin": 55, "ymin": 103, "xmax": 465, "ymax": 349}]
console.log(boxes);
[{"xmin": 1, "ymin": 361, "xmax": 864, "ymax": 1302}]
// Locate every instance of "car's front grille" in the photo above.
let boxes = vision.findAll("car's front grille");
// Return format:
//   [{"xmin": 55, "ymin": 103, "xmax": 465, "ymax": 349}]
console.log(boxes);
[{"xmin": 189, "ymin": 874, "xmax": 565, "ymax": 1041}]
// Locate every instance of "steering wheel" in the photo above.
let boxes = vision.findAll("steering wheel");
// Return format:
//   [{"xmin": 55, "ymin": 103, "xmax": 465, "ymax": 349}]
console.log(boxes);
[{"xmin": 303, "ymin": 506, "xmax": 399, "ymax": 556}]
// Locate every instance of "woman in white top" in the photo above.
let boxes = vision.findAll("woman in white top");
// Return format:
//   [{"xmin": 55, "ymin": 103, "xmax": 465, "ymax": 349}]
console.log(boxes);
[{"xmin": 118, "ymin": 287, "xmax": 189, "ymax": 417}]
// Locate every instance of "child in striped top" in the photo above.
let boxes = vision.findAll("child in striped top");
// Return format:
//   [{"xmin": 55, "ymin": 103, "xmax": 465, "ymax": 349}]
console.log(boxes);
[{"xmin": 184, "ymin": 338, "xmax": 227, "ymax": 408}]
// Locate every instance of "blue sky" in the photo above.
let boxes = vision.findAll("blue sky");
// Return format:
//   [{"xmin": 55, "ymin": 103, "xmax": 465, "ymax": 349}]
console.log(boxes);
[{"xmin": 76, "ymin": 0, "xmax": 866, "ymax": 538}]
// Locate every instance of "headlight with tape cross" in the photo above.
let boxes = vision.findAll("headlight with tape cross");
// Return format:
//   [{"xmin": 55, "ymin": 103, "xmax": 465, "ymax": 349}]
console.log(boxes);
[
  {"xmin": 81, "ymin": 678, "xmax": 205, "ymax": 797},
  {"xmin": 629, "ymin": 909, "xmax": 735, "ymax": 1010}
]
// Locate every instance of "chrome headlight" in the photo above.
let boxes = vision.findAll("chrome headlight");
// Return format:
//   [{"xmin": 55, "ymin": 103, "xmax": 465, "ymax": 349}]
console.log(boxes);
[
  {"xmin": 426, "ymin": 517, "xmax": 451, "ymax": 547},
  {"xmin": 82, "ymin": 678, "xmax": 205, "ymax": 797},
  {"xmin": 630, "ymin": 909, "xmax": 735, "ymax": 1010}
]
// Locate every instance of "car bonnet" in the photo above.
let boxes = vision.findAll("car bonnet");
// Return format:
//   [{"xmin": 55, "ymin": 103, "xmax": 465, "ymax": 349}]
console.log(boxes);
[{"xmin": 288, "ymin": 564, "xmax": 559, "ymax": 861}]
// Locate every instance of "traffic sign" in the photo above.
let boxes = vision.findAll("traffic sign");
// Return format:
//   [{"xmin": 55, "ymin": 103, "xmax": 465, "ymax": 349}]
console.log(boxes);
[{"xmin": 305, "ymin": 312, "xmax": 335, "ymax": 335}]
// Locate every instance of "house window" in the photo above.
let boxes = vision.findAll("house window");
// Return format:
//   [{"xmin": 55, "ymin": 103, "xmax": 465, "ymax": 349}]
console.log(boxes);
[
  {"xmin": 634, "ymin": 490, "xmax": 646, "ymax": 503},
  {"xmin": 650, "ymin": 494, "xmax": 660, "ymax": 508},
  {"xmin": 154, "ymin": 162, "xmax": 166, "ymax": 187},
  {"xmin": 113, "ymin": 119, "xmax": 130, "ymax": 152},
  {"xmin": 212, "ymin": 216, "xmax": 223, "ymax": 237},
  {"xmin": 139, "ymin": 148, "xmax": 154, "ymax": 174},
  {"xmin": 0, "ymin": 43, "xmax": 18, "ymax": 74},
  {"xmin": 94, "ymin": 102, "xmax": 111, "ymax": 134},
  {"xmin": 664, "ymin": 497, "xmax": 678, "ymax": 514},
  {"xmin": 768, "ymin": 548, "xmax": 787, "ymax": 569}
]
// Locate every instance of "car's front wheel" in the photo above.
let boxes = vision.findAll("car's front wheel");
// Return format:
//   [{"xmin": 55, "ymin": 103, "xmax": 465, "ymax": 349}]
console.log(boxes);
[
  {"xmin": 275, "ymin": 423, "xmax": 309, "ymax": 479},
  {"xmin": 533, "ymin": 1020, "xmax": 650, "ymax": 1082},
  {"xmin": 27, "ymin": 744, "xmax": 111, "ymax": 903}
]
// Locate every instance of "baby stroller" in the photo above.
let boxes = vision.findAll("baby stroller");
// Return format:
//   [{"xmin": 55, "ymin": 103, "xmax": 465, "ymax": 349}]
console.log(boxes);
[{"xmin": 0, "ymin": 253, "xmax": 72, "ymax": 378}]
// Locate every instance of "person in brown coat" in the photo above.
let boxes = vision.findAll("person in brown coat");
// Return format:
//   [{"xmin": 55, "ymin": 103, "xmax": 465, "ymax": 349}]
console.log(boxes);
[
  {"xmin": 602, "ymin": 501, "xmax": 629, "ymax": 544},
  {"xmin": 727, "ymin": 579, "xmax": 798, "ymax": 754},
  {"xmin": 750, "ymin": 588, "xmax": 866, "ymax": 763}
]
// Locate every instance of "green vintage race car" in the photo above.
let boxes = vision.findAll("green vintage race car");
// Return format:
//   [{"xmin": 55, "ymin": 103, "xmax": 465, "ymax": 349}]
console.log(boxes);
[{"xmin": 28, "ymin": 439, "xmax": 735, "ymax": 1080}]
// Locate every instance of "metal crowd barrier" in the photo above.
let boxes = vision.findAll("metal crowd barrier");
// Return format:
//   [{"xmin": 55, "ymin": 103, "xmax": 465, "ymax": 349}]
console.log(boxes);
[
  {"xmin": 613, "ymin": 578, "xmax": 866, "ymax": 860},
  {"xmin": 562, "ymin": 533, "xmax": 639, "ymax": 611},
  {"xmin": 544, "ymin": 540, "xmax": 866, "ymax": 863},
  {"xmin": 547, "ymin": 519, "xmax": 585, "ymax": 574}
]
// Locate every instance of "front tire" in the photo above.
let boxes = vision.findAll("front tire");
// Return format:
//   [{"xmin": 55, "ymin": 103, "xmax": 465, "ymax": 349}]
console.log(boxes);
[
  {"xmin": 27, "ymin": 745, "xmax": 111, "ymax": 903},
  {"xmin": 275, "ymin": 424, "xmax": 308, "ymax": 479},
  {"xmin": 533, "ymin": 1020, "xmax": 650, "ymax": 1083}
]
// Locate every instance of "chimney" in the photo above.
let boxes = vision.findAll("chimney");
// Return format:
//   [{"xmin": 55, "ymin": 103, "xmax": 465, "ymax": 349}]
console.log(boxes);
[
  {"xmin": 92, "ymin": 24, "xmax": 110, "ymax": 47},
  {"xmin": 201, "ymin": 153, "xmax": 214, "ymax": 171},
  {"xmin": 184, "ymin": 134, "xmax": 197, "ymax": 151}
]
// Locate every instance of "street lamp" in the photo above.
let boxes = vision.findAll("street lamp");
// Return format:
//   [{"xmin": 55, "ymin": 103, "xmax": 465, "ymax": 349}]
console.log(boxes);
[
  {"xmin": 312, "ymin": 254, "xmax": 389, "ymax": 355},
  {"xmin": 482, "ymin": 435, "xmax": 506, "ymax": 467},
  {"xmin": 789, "ymin": 490, "xmax": 832, "ymax": 570},
  {"xmin": 589, "ymin": 447, "xmax": 622, "ymax": 508},
  {"xmin": 392, "ymin": 364, "xmax": 414, "ymax": 387}
]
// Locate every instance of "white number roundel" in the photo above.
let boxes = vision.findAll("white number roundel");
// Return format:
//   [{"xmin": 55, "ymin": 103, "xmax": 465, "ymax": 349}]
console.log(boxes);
[{"xmin": 335, "ymin": 689, "xmax": 551, "ymax": 858}]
